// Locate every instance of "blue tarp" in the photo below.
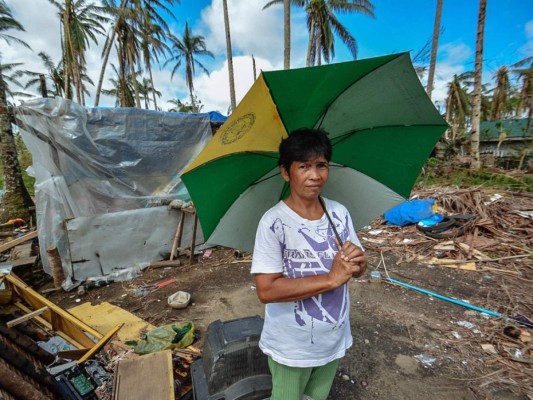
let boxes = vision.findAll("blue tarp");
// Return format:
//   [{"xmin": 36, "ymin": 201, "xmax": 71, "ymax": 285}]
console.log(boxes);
[{"xmin": 384, "ymin": 199, "xmax": 435, "ymax": 226}]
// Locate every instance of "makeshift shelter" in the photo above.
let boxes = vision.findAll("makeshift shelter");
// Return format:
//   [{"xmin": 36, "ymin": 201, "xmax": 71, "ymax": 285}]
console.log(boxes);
[{"xmin": 15, "ymin": 97, "xmax": 224, "ymax": 283}]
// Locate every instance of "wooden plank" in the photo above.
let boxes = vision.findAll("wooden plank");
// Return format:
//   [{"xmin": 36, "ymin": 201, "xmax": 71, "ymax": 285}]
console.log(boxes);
[
  {"xmin": 0, "ymin": 256, "xmax": 37, "ymax": 269},
  {"xmin": 0, "ymin": 231, "xmax": 38, "ymax": 253},
  {"xmin": 77, "ymin": 324, "xmax": 122, "ymax": 364},
  {"xmin": 68, "ymin": 301, "xmax": 154, "ymax": 342},
  {"xmin": 57, "ymin": 348, "xmax": 90, "ymax": 361},
  {"xmin": 149, "ymin": 260, "xmax": 181, "ymax": 268},
  {"xmin": 113, "ymin": 350, "xmax": 175, "ymax": 400},
  {"xmin": 15, "ymin": 302, "xmax": 86, "ymax": 349},
  {"xmin": 5, "ymin": 273, "xmax": 103, "ymax": 348},
  {"xmin": 6, "ymin": 306, "xmax": 49, "ymax": 328}
]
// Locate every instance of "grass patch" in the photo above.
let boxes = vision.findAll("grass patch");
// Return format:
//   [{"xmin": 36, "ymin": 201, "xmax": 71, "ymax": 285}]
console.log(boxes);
[{"xmin": 416, "ymin": 158, "xmax": 533, "ymax": 192}]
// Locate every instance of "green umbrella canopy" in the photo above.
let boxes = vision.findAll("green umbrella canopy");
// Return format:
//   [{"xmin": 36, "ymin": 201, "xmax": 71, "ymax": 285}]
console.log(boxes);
[{"xmin": 182, "ymin": 53, "xmax": 448, "ymax": 251}]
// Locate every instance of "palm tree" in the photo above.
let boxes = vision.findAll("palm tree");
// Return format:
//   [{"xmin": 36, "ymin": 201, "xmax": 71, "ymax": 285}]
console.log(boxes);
[
  {"xmin": 490, "ymin": 66, "xmax": 512, "ymax": 121},
  {"xmin": 139, "ymin": 14, "xmax": 169, "ymax": 110},
  {"xmin": 222, "ymin": 0, "xmax": 236, "ymax": 111},
  {"xmin": 284, "ymin": 0, "xmax": 291, "ymax": 69},
  {"xmin": 24, "ymin": 52, "xmax": 66, "ymax": 97},
  {"xmin": 95, "ymin": 0, "xmax": 179, "ymax": 107},
  {"xmin": 49, "ymin": 0, "xmax": 108, "ymax": 104},
  {"xmin": 167, "ymin": 97, "xmax": 203, "ymax": 113},
  {"xmin": 0, "ymin": 0, "xmax": 35, "ymax": 222},
  {"xmin": 101, "ymin": 63, "xmax": 136, "ymax": 107},
  {"xmin": 470, "ymin": 0, "xmax": 487, "ymax": 171},
  {"xmin": 426, "ymin": 0, "xmax": 443, "ymax": 99},
  {"xmin": 445, "ymin": 73, "xmax": 472, "ymax": 140},
  {"xmin": 24, "ymin": 52, "xmax": 95, "ymax": 100},
  {"xmin": 264, "ymin": 0, "xmax": 374, "ymax": 66},
  {"xmin": 512, "ymin": 56, "xmax": 533, "ymax": 129},
  {"xmin": 139, "ymin": 77, "xmax": 161, "ymax": 109},
  {"xmin": 164, "ymin": 22, "xmax": 213, "ymax": 110}
]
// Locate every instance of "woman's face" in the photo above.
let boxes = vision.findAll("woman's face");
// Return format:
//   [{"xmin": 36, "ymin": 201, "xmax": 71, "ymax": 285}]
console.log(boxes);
[{"xmin": 281, "ymin": 156, "xmax": 329, "ymax": 202}]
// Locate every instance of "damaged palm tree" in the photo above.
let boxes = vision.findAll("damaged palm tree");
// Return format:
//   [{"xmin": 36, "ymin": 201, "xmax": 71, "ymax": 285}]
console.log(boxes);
[{"xmin": 0, "ymin": 1, "xmax": 34, "ymax": 222}]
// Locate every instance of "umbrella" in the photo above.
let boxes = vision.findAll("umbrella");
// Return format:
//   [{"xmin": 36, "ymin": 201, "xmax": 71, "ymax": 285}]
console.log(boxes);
[{"xmin": 182, "ymin": 52, "xmax": 448, "ymax": 253}]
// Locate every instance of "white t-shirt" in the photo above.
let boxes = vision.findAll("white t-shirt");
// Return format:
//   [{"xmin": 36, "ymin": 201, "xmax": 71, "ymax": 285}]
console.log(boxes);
[{"xmin": 251, "ymin": 198, "xmax": 362, "ymax": 368}]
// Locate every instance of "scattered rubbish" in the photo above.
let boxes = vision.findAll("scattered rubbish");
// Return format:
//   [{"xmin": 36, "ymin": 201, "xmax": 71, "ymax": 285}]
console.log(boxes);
[
  {"xmin": 133, "ymin": 287, "xmax": 152, "ymax": 297},
  {"xmin": 456, "ymin": 320, "xmax": 476, "ymax": 329},
  {"xmin": 417, "ymin": 213, "xmax": 446, "ymax": 228},
  {"xmin": 419, "ymin": 256, "xmax": 476, "ymax": 271},
  {"xmin": 414, "ymin": 354, "xmax": 436, "ymax": 367},
  {"xmin": 168, "ymin": 291, "xmax": 191, "ymax": 309},
  {"xmin": 481, "ymin": 343, "xmax": 498, "ymax": 355},
  {"xmin": 384, "ymin": 199, "xmax": 435, "ymax": 226},
  {"xmin": 203, "ymin": 249, "xmax": 214, "ymax": 258},
  {"xmin": 503, "ymin": 325, "xmax": 522, "ymax": 339},
  {"xmin": 368, "ymin": 229, "xmax": 383, "ymax": 235},
  {"xmin": 156, "ymin": 278, "xmax": 177, "ymax": 288},
  {"xmin": 512, "ymin": 210, "xmax": 533, "ymax": 219},
  {"xmin": 384, "ymin": 277, "xmax": 532, "ymax": 328},
  {"xmin": 451, "ymin": 331, "xmax": 462, "ymax": 339},
  {"xmin": 38, "ymin": 335, "xmax": 77, "ymax": 354},
  {"xmin": 484, "ymin": 193, "xmax": 503, "ymax": 205},
  {"xmin": 370, "ymin": 271, "xmax": 382, "ymax": 284},
  {"xmin": 130, "ymin": 322, "xmax": 195, "ymax": 354}
]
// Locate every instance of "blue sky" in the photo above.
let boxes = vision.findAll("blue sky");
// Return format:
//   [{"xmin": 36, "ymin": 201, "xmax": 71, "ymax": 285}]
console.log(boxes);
[{"xmin": 4, "ymin": 0, "xmax": 533, "ymax": 114}]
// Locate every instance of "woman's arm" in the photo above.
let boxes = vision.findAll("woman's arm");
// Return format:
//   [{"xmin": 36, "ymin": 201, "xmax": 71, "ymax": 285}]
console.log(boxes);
[{"xmin": 255, "ymin": 241, "xmax": 366, "ymax": 303}]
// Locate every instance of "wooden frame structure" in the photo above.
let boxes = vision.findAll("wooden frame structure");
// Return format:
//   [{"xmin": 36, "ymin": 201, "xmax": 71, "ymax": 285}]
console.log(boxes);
[{"xmin": 1, "ymin": 272, "xmax": 110, "ymax": 354}]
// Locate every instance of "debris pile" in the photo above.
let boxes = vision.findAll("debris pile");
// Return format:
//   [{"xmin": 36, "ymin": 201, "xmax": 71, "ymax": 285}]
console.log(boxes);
[{"xmin": 359, "ymin": 186, "xmax": 533, "ymax": 397}]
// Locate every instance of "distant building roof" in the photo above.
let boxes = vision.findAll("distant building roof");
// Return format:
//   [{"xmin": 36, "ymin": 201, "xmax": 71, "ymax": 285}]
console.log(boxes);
[{"xmin": 479, "ymin": 118, "xmax": 532, "ymax": 141}]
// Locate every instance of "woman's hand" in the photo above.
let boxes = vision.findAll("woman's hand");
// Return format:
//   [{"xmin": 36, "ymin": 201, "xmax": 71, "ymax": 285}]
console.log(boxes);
[{"xmin": 329, "ymin": 241, "xmax": 367, "ymax": 284}]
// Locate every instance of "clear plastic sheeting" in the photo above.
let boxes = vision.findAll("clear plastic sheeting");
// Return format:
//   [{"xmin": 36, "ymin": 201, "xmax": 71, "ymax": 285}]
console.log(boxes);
[{"xmin": 16, "ymin": 97, "xmax": 216, "ymax": 280}]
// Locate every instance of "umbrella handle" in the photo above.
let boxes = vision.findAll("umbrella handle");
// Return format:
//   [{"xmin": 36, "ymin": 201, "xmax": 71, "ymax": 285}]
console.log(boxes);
[{"xmin": 319, "ymin": 196, "xmax": 343, "ymax": 247}]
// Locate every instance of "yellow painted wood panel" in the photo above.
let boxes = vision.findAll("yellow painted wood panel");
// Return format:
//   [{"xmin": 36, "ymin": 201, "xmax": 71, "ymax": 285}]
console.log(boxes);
[{"xmin": 69, "ymin": 301, "xmax": 154, "ymax": 342}]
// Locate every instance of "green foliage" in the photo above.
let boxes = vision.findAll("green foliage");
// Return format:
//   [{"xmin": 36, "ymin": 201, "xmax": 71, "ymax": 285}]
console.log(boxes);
[{"xmin": 417, "ymin": 157, "xmax": 533, "ymax": 192}]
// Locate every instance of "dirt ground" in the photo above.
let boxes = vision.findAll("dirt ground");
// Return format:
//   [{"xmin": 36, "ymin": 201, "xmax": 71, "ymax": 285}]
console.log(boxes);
[{"xmin": 34, "ymin": 242, "xmax": 531, "ymax": 400}]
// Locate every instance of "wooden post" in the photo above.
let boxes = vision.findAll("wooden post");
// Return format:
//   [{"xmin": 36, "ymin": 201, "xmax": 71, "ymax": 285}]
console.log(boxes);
[
  {"xmin": 189, "ymin": 212, "xmax": 198, "ymax": 265},
  {"xmin": 39, "ymin": 74, "xmax": 48, "ymax": 98},
  {"xmin": 46, "ymin": 245, "xmax": 64, "ymax": 288},
  {"xmin": 170, "ymin": 212, "xmax": 185, "ymax": 261}
]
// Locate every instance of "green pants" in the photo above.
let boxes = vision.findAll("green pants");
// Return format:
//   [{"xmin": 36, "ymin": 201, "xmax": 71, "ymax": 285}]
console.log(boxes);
[{"xmin": 268, "ymin": 357, "xmax": 339, "ymax": 400}]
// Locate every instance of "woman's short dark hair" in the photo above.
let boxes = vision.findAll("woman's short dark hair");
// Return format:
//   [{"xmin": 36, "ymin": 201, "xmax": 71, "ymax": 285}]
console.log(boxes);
[{"xmin": 278, "ymin": 128, "xmax": 332, "ymax": 171}]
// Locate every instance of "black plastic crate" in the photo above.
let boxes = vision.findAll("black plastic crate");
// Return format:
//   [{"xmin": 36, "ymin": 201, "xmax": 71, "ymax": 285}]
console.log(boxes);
[{"xmin": 191, "ymin": 315, "xmax": 271, "ymax": 400}]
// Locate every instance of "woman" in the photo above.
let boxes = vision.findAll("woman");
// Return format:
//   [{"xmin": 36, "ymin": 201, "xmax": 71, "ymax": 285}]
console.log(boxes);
[{"xmin": 251, "ymin": 128, "xmax": 367, "ymax": 400}]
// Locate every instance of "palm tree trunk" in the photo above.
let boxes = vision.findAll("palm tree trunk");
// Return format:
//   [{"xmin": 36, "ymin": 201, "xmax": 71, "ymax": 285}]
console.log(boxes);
[
  {"xmin": 127, "ymin": 48, "xmax": 142, "ymax": 108},
  {"xmin": 427, "ymin": 0, "xmax": 443, "ymax": 99},
  {"xmin": 306, "ymin": 20, "xmax": 315, "ymax": 67},
  {"xmin": 94, "ymin": 0, "xmax": 130, "ymax": 106},
  {"xmin": 284, "ymin": 0, "xmax": 290, "ymax": 70},
  {"xmin": 223, "ymin": 0, "xmax": 236, "ymax": 111},
  {"xmin": 470, "ymin": 0, "xmax": 487, "ymax": 171},
  {"xmin": 63, "ymin": 0, "xmax": 72, "ymax": 99},
  {"xmin": 148, "ymin": 65, "xmax": 158, "ymax": 110},
  {"xmin": 118, "ymin": 42, "xmax": 127, "ymax": 107},
  {"xmin": 0, "ymin": 69, "xmax": 34, "ymax": 222}
]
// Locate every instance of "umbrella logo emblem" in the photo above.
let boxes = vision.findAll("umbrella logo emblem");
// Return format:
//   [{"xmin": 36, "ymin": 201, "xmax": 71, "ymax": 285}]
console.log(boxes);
[{"xmin": 219, "ymin": 112, "xmax": 256, "ymax": 145}]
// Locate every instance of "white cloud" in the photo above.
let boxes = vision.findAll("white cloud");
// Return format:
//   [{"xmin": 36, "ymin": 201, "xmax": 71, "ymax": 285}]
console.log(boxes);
[
  {"xmin": 201, "ymin": 0, "xmax": 284, "ymax": 63},
  {"xmin": 193, "ymin": 55, "xmax": 277, "ymax": 114},
  {"xmin": 520, "ymin": 19, "xmax": 533, "ymax": 57},
  {"xmin": 439, "ymin": 42, "xmax": 472, "ymax": 65},
  {"xmin": 428, "ymin": 42, "xmax": 472, "ymax": 109}
]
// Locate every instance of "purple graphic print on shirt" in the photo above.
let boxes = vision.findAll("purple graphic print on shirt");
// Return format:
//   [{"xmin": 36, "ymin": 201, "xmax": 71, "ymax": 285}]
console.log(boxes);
[{"xmin": 269, "ymin": 210, "xmax": 351, "ymax": 329}]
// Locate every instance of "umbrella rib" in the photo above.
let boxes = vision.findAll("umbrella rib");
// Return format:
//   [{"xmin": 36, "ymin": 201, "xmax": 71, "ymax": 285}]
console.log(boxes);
[{"xmin": 329, "ymin": 123, "xmax": 448, "ymax": 146}]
